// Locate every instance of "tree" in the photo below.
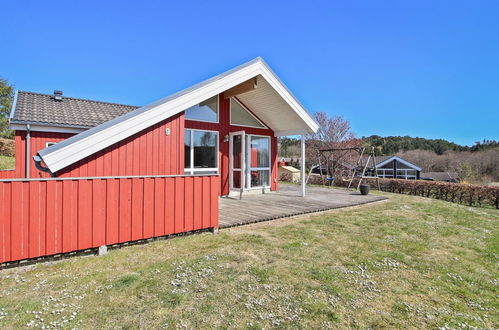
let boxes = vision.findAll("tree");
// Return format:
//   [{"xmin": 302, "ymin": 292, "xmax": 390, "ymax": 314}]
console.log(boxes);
[
  {"xmin": 0, "ymin": 77, "xmax": 14, "ymax": 139},
  {"xmin": 305, "ymin": 112, "xmax": 359, "ymax": 177}
]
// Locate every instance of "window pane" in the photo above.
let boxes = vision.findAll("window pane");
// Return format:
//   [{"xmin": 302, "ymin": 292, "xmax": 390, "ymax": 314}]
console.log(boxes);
[
  {"xmin": 232, "ymin": 135, "xmax": 242, "ymax": 169},
  {"xmin": 185, "ymin": 95, "xmax": 218, "ymax": 122},
  {"xmin": 250, "ymin": 136, "xmax": 270, "ymax": 168},
  {"xmin": 230, "ymin": 99, "xmax": 265, "ymax": 128},
  {"xmin": 250, "ymin": 170, "xmax": 270, "ymax": 187},
  {"xmin": 193, "ymin": 131, "xmax": 217, "ymax": 168},
  {"xmin": 184, "ymin": 130, "xmax": 191, "ymax": 169},
  {"xmin": 396, "ymin": 161, "xmax": 412, "ymax": 169}
]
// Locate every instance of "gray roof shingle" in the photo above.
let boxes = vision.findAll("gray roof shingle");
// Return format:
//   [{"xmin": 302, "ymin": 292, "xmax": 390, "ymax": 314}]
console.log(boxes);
[{"xmin": 11, "ymin": 91, "xmax": 139, "ymax": 128}]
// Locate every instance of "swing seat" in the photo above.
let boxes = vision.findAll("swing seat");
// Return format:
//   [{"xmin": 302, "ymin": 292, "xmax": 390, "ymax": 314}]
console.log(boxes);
[{"xmin": 325, "ymin": 177, "xmax": 335, "ymax": 185}]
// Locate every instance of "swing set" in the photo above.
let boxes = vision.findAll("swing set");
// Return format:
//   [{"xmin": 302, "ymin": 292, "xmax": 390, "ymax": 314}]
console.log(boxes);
[{"xmin": 307, "ymin": 146, "xmax": 381, "ymax": 191}]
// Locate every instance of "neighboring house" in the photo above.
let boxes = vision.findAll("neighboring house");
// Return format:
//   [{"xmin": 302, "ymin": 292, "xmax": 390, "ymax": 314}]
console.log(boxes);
[
  {"xmin": 421, "ymin": 172, "xmax": 459, "ymax": 182},
  {"xmin": 373, "ymin": 155, "xmax": 422, "ymax": 180},
  {"xmin": 1, "ymin": 57, "xmax": 319, "ymax": 196},
  {"xmin": 309, "ymin": 155, "xmax": 422, "ymax": 180}
]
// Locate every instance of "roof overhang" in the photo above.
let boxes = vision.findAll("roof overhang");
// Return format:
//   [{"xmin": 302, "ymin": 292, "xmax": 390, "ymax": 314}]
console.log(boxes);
[{"xmin": 37, "ymin": 57, "xmax": 319, "ymax": 173}]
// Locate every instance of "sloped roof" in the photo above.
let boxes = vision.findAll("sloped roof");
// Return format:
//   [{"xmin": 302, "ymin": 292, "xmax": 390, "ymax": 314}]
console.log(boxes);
[
  {"xmin": 10, "ymin": 91, "xmax": 138, "ymax": 128},
  {"xmin": 38, "ymin": 57, "xmax": 319, "ymax": 173}
]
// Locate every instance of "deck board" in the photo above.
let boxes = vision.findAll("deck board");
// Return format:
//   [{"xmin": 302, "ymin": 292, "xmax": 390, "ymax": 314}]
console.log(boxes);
[{"xmin": 219, "ymin": 185, "xmax": 386, "ymax": 228}]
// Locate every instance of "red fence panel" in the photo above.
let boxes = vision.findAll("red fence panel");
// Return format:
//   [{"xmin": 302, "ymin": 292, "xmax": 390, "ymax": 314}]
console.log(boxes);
[{"xmin": 0, "ymin": 175, "xmax": 219, "ymax": 264}]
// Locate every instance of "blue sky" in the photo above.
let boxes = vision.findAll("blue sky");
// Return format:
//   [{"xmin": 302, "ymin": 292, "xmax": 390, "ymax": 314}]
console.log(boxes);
[{"xmin": 1, "ymin": 1, "xmax": 498, "ymax": 146}]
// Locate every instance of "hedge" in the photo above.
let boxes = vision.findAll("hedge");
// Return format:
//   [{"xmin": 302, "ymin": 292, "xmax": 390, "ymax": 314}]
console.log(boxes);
[{"xmin": 282, "ymin": 173, "xmax": 499, "ymax": 209}]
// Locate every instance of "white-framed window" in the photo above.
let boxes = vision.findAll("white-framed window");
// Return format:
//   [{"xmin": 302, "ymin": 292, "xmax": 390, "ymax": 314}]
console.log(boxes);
[
  {"xmin": 184, "ymin": 129, "xmax": 219, "ymax": 174},
  {"xmin": 46, "ymin": 142, "xmax": 56, "ymax": 148},
  {"xmin": 185, "ymin": 95, "xmax": 219, "ymax": 123},
  {"xmin": 230, "ymin": 98, "xmax": 266, "ymax": 128}
]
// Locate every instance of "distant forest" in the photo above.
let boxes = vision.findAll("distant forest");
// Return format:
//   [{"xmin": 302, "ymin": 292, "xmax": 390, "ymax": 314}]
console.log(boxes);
[
  {"xmin": 279, "ymin": 136, "xmax": 499, "ymax": 184},
  {"xmin": 363, "ymin": 136, "xmax": 499, "ymax": 155},
  {"xmin": 279, "ymin": 136, "xmax": 499, "ymax": 157}
]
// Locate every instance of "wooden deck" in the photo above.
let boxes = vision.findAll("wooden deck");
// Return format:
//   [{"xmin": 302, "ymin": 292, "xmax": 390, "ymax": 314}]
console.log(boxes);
[{"xmin": 219, "ymin": 184, "xmax": 387, "ymax": 228}]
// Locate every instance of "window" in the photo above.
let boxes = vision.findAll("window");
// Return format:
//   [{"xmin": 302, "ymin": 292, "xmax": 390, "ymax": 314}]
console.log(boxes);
[
  {"xmin": 249, "ymin": 136, "xmax": 270, "ymax": 187},
  {"xmin": 185, "ymin": 95, "xmax": 218, "ymax": 122},
  {"xmin": 184, "ymin": 129, "xmax": 218, "ymax": 173},
  {"xmin": 230, "ymin": 98, "xmax": 265, "ymax": 128}
]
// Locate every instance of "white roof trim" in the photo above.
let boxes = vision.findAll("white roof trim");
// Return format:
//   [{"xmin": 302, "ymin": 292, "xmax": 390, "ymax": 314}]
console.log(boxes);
[
  {"xmin": 377, "ymin": 156, "xmax": 422, "ymax": 171},
  {"xmin": 9, "ymin": 123, "xmax": 87, "ymax": 134},
  {"xmin": 38, "ymin": 57, "xmax": 319, "ymax": 173}
]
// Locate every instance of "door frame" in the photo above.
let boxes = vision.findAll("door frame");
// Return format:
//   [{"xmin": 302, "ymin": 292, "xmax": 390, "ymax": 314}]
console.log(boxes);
[{"xmin": 229, "ymin": 131, "xmax": 245, "ymax": 194}]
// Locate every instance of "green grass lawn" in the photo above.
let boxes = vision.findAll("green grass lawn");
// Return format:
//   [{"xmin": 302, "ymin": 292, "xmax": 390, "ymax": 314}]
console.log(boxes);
[
  {"xmin": 0, "ymin": 193, "xmax": 497, "ymax": 328},
  {"xmin": 0, "ymin": 155, "xmax": 14, "ymax": 170}
]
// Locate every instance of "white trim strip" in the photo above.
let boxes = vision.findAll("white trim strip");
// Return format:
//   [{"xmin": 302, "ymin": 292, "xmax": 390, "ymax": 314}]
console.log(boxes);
[
  {"xmin": 0, "ymin": 173, "xmax": 218, "ymax": 183},
  {"xmin": 9, "ymin": 124, "xmax": 87, "ymax": 134}
]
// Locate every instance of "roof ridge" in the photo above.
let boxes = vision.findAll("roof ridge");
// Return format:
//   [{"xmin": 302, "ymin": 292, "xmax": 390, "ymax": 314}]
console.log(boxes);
[{"xmin": 17, "ymin": 90, "xmax": 140, "ymax": 108}]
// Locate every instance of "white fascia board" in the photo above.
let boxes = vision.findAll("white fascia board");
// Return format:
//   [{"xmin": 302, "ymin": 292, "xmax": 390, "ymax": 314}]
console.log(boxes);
[
  {"xmin": 40, "ymin": 64, "xmax": 264, "ymax": 173},
  {"xmin": 10, "ymin": 123, "xmax": 87, "ymax": 134},
  {"xmin": 377, "ymin": 156, "xmax": 422, "ymax": 171}
]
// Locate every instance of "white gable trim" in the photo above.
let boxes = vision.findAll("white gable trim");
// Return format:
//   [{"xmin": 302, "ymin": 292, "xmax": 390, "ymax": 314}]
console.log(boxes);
[
  {"xmin": 38, "ymin": 58, "xmax": 319, "ymax": 173},
  {"xmin": 377, "ymin": 156, "xmax": 422, "ymax": 171}
]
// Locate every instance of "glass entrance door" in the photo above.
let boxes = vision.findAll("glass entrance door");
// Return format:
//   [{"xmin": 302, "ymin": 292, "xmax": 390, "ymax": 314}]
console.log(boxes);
[
  {"xmin": 230, "ymin": 133, "xmax": 271, "ymax": 192},
  {"xmin": 229, "ymin": 131, "xmax": 245, "ymax": 192}
]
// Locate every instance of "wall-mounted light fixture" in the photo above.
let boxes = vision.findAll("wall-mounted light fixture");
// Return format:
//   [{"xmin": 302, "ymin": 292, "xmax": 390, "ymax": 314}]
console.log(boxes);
[{"xmin": 223, "ymin": 135, "xmax": 229, "ymax": 142}]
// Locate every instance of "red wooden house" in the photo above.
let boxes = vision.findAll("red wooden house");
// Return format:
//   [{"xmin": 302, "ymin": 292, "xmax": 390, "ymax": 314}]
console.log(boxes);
[
  {"xmin": 3, "ymin": 57, "xmax": 318, "ymax": 196},
  {"xmin": 0, "ymin": 57, "xmax": 318, "ymax": 264}
]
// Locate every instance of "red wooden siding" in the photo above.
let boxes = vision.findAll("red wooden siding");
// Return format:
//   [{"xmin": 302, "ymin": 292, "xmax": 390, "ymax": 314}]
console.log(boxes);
[
  {"xmin": 0, "ymin": 114, "xmax": 184, "ymax": 179},
  {"xmin": 185, "ymin": 95, "xmax": 278, "ymax": 195},
  {"xmin": 0, "ymin": 175, "xmax": 219, "ymax": 264},
  {"xmin": 58, "ymin": 114, "xmax": 184, "ymax": 177},
  {"xmin": 0, "ymin": 131, "xmax": 75, "ymax": 179},
  {"xmin": 0, "ymin": 169, "xmax": 15, "ymax": 179}
]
